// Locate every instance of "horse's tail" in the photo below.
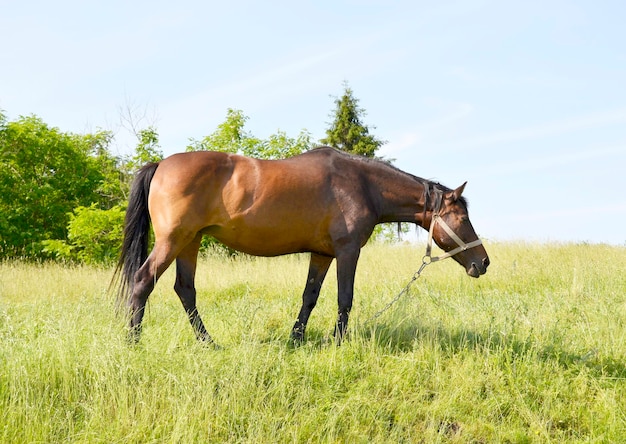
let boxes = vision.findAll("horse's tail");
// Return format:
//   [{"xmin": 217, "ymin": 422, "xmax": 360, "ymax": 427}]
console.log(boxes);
[{"xmin": 112, "ymin": 162, "xmax": 160, "ymax": 309}]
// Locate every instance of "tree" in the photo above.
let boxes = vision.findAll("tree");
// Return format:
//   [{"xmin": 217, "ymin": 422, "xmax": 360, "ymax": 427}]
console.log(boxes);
[
  {"xmin": 83, "ymin": 130, "xmax": 126, "ymax": 207},
  {"xmin": 124, "ymin": 127, "xmax": 164, "ymax": 173},
  {"xmin": 187, "ymin": 108, "xmax": 312, "ymax": 159},
  {"xmin": 42, "ymin": 127, "xmax": 163, "ymax": 264},
  {"xmin": 0, "ymin": 115, "xmax": 106, "ymax": 258},
  {"xmin": 41, "ymin": 204, "xmax": 125, "ymax": 264},
  {"xmin": 320, "ymin": 82, "xmax": 386, "ymax": 157}
]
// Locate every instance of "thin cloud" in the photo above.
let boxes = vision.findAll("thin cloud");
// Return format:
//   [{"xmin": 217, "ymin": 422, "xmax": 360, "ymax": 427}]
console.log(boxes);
[
  {"xmin": 501, "ymin": 202, "xmax": 626, "ymax": 224},
  {"xmin": 159, "ymin": 32, "xmax": 394, "ymax": 142},
  {"xmin": 380, "ymin": 101, "xmax": 473, "ymax": 156},
  {"xmin": 158, "ymin": 49, "xmax": 345, "ymax": 132},
  {"xmin": 477, "ymin": 144, "xmax": 626, "ymax": 176},
  {"xmin": 452, "ymin": 108, "xmax": 626, "ymax": 151},
  {"xmin": 382, "ymin": 133, "xmax": 423, "ymax": 155}
]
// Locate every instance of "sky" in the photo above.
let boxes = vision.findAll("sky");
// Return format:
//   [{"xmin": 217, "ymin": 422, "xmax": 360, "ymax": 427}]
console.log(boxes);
[{"xmin": 2, "ymin": 0, "xmax": 626, "ymax": 245}]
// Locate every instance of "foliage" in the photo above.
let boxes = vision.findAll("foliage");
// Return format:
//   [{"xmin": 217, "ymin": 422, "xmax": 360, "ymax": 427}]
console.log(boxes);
[
  {"xmin": 124, "ymin": 127, "xmax": 164, "ymax": 174},
  {"xmin": 0, "ymin": 109, "xmax": 165, "ymax": 261},
  {"xmin": 42, "ymin": 128, "xmax": 163, "ymax": 264},
  {"xmin": 260, "ymin": 129, "xmax": 313, "ymax": 160},
  {"xmin": 187, "ymin": 108, "xmax": 312, "ymax": 159},
  {"xmin": 321, "ymin": 82, "xmax": 386, "ymax": 157},
  {"xmin": 1, "ymin": 243, "xmax": 625, "ymax": 442},
  {"xmin": 84, "ymin": 130, "xmax": 126, "ymax": 207},
  {"xmin": 41, "ymin": 204, "xmax": 125, "ymax": 264},
  {"xmin": 0, "ymin": 115, "xmax": 106, "ymax": 257}
]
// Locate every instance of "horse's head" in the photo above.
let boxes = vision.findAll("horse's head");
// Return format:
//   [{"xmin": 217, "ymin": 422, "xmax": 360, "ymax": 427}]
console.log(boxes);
[{"xmin": 428, "ymin": 182, "xmax": 489, "ymax": 278}]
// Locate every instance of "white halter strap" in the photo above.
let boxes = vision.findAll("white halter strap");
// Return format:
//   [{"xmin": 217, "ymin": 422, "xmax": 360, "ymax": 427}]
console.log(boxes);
[{"xmin": 424, "ymin": 186, "xmax": 483, "ymax": 263}]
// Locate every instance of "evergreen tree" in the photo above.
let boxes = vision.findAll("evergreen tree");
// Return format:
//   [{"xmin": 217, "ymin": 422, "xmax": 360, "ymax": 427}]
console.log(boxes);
[
  {"xmin": 321, "ymin": 83, "xmax": 386, "ymax": 157},
  {"xmin": 321, "ymin": 84, "xmax": 407, "ymax": 242}
]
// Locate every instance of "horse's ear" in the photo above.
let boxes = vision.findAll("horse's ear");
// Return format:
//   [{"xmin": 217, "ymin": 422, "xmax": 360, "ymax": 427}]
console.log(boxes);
[{"xmin": 448, "ymin": 182, "xmax": 467, "ymax": 202}]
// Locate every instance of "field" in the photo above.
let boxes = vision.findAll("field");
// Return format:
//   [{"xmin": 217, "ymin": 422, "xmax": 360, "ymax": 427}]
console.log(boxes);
[{"xmin": 1, "ymin": 242, "xmax": 625, "ymax": 443}]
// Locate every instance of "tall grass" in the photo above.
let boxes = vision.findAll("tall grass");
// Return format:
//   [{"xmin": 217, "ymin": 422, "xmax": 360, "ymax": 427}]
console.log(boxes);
[{"xmin": 1, "ymin": 243, "xmax": 625, "ymax": 442}]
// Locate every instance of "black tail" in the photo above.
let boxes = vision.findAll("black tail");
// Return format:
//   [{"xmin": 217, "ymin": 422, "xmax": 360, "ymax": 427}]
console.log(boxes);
[{"xmin": 113, "ymin": 162, "xmax": 160, "ymax": 308}]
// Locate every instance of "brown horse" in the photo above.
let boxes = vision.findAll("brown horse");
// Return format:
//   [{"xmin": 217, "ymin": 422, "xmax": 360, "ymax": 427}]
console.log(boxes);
[{"xmin": 115, "ymin": 146, "xmax": 489, "ymax": 344}]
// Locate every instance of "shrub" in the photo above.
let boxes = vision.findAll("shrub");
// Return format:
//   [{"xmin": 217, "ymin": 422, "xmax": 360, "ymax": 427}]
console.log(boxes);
[{"xmin": 42, "ymin": 205, "xmax": 124, "ymax": 264}]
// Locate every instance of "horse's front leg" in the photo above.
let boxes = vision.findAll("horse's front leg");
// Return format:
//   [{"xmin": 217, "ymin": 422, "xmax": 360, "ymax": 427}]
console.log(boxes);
[
  {"xmin": 291, "ymin": 253, "xmax": 333, "ymax": 343},
  {"xmin": 334, "ymin": 247, "xmax": 360, "ymax": 343}
]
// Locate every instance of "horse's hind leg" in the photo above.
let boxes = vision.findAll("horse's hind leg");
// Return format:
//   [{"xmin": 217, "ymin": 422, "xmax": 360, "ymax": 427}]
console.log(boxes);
[
  {"xmin": 174, "ymin": 234, "xmax": 213, "ymax": 343},
  {"xmin": 128, "ymin": 242, "xmax": 178, "ymax": 342},
  {"xmin": 291, "ymin": 253, "xmax": 333, "ymax": 342}
]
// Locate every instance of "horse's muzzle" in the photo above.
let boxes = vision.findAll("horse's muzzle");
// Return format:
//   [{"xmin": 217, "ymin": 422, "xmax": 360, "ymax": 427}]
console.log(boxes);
[{"xmin": 468, "ymin": 256, "xmax": 490, "ymax": 278}]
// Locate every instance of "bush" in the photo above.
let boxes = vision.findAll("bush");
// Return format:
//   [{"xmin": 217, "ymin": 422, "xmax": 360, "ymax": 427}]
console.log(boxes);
[{"xmin": 42, "ymin": 205, "xmax": 125, "ymax": 264}]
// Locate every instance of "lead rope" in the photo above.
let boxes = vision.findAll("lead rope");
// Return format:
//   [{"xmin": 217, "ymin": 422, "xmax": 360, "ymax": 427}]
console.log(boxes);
[
  {"xmin": 363, "ymin": 186, "xmax": 435, "ymax": 325},
  {"xmin": 363, "ymin": 185, "xmax": 483, "ymax": 326},
  {"xmin": 363, "ymin": 183, "xmax": 433, "ymax": 325},
  {"xmin": 363, "ymin": 255, "xmax": 431, "ymax": 325}
]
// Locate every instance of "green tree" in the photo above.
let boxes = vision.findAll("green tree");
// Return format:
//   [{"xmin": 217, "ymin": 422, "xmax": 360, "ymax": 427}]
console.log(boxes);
[
  {"xmin": 187, "ymin": 108, "xmax": 258, "ymax": 154},
  {"xmin": 321, "ymin": 83, "xmax": 386, "ymax": 157},
  {"xmin": 42, "ymin": 127, "xmax": 163, "ymax": 264},
  {"xmin": 83, "ymin": 130, "xmax": 127, "ymax": 207},
  {"xmin": 42, "ymin": 204, "xmax": 125, "ymax": 264},
  {"xmin": 188, "ymin": 108, "xmax": 312, "ymax": 159},
  {"xmin": 125, "ymin": 127, "xmax": 164, "ymax": 173},
  {"xmin": 0, "ymin": 115, "xmax": 106, "ymax": 257}
]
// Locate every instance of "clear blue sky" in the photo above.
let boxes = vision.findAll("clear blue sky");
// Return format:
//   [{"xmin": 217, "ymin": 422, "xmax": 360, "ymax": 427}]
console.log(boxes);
[{"xmin": 2, "ymin": 1, "xmax": 625, "ymax": 244}]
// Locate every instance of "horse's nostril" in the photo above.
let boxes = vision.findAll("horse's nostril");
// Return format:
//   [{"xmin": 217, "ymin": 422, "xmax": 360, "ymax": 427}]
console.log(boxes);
[{"xmin": 483, "ymin": 257, "xmax": 490, "ymax": 269}]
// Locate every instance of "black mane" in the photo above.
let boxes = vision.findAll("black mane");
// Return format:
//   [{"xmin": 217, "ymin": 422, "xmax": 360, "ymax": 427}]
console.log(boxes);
[{"xmin": 311, "ymin": 146, "xmax": 469, "ymax": 209}]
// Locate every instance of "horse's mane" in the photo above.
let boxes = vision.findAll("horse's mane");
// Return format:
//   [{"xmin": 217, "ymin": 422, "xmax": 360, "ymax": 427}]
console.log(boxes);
[{"xmin": 310, "ymin": 146, "xmax": 469, "ymax": 208}]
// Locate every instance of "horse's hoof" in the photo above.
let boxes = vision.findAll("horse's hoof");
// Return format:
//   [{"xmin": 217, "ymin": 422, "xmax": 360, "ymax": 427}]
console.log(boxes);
[
  {"xmin": 127, "ymin": 328, "xmax": 142, "ymax": 345},
  {"xmin": 209, "ymin": 341, "xmax": 223, "ymax": 350},
  {"xmin": 290, "ymin": 329, "xmax": 306, "ymax": 347},
  {"xmin": 198, "ymin": 335, "xmax": 223, "ymax": 350},
  {"xmin": 289, "ymin": 337, "xmax": 305, "ymax": 348}
]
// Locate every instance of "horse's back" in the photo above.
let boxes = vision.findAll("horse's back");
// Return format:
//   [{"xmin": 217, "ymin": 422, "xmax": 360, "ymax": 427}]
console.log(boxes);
[{"xmin": 147, "ymin": 149, "xmax": 363, "ymax": 256}]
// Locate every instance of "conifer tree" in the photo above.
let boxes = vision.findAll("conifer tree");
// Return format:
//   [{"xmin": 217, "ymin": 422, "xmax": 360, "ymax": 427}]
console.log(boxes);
[{"xmin": 321, "ymin": 83, "xmax": 385, "ymax": 157}]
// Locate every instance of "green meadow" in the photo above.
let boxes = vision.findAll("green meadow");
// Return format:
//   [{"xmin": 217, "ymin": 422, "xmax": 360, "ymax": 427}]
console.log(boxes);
[{"xmin": 1, "ymin": 243, "xmax": 625, "ymax": 443}]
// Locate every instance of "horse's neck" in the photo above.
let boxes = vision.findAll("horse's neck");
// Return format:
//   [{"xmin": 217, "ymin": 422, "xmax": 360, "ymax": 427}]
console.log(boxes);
[{"xmin": 369, "ymin": 167, "xmax": 428, "ymax": 226}]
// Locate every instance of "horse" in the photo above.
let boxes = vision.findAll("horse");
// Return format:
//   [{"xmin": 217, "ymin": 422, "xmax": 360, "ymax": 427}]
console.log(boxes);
[{"xmin": 114, "ymin": 146, "xmax": 489, "ymax": 344}]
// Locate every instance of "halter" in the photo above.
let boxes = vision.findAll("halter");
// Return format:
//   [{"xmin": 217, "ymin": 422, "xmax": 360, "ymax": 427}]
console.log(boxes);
[
  {"xmin": 365, "ymin": 184, "xmax": 485, "ymax": 324},
  {"xmin": 423, "ymin": 185, "xmax": 483, "ymax": 264}
]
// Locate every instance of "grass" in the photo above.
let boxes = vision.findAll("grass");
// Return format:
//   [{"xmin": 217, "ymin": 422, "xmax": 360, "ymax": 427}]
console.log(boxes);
[{"xmin": 1, "ymin": 242, "xmax": 625, "ymax": 443}]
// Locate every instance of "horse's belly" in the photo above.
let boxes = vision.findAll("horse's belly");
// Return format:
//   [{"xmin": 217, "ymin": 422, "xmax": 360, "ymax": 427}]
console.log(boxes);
[{"xmin": 205, "ymin": 223, "xmax": 333, "ymax": 257}]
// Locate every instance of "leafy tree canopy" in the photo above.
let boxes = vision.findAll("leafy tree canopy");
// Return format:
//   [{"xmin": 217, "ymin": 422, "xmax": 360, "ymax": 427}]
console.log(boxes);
[
  {"xmin": 40, "ymin": 127, "xmax": 163, "ymax": 263},
  {"xmin": 0, "ymin": 115, "xmax": 110, "ymax": 257},
  {"xmin": 125, "ymin": 127, "xmax": 164, "ymax": 173},
  {"xmin": 42, "ymin": 204, "xmax": 125, "ymax": 264},
  {"xmin": 187, "ymin": 108, "xmax": 312, "ymax": 159}
]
